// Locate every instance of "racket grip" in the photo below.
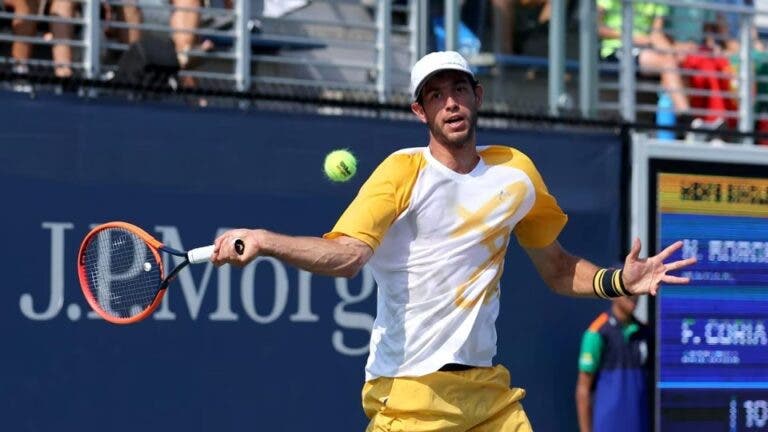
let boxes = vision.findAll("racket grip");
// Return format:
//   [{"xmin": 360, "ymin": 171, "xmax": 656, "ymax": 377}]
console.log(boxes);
[
  {"xmin": 188, "ymin": 239, "xmax": 244, "ymax": 264},
  {"xmin": 188, "ymin": 245, "xmax": 215, "ymax": 264}
]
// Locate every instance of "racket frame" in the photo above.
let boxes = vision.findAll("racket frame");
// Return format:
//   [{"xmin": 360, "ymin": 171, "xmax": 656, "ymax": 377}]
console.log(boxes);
[{"xmin": 77, "ymin": 222, "xmax": 193, "ymax": 324}]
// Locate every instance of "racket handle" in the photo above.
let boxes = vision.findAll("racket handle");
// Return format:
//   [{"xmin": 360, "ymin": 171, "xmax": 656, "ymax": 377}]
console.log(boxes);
[
  {"xmin": 188, "ymin": 245, "xmax": 215, "ymax": 264},
  {"xmin": 188, "ymin": 239, "xmax": 245, "ymax": 264}
]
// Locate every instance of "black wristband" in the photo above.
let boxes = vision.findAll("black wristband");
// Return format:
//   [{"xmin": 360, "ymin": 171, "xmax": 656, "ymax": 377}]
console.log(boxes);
[
  {"xmin": 592, "ymin": 268, "xmax": 629, "ymax": 298},
  {"xmin": 592, "ymin": 268, "xmax": 610, "ymax": 299},
  {"xmin": 611, "ymin": 268, "xmax": 630, "ymax": 296}
]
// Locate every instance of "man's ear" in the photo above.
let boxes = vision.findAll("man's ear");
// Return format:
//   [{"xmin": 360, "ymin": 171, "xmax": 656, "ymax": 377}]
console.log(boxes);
[
  {"xmin": 474, "ymin": 84, "xmax": 484, "ymax": 108},
  {"xmin": 411, "ymin": 101, "xmax": 427, "ymax": 123}
]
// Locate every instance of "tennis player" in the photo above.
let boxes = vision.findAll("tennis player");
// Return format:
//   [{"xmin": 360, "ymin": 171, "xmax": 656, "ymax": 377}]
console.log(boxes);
[{"xmin": 212, "ymin": 51, "xmax": 697, "ymax": 431}]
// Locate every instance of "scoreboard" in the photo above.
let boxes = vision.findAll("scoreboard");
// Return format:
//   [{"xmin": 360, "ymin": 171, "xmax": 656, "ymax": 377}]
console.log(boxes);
[{"xmin": 632, "ymin": 140, "xmax": 768, "ymax": 432}]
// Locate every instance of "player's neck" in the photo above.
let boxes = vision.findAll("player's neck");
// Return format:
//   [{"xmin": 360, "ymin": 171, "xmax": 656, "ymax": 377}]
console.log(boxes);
[{"xmin": 428, "ymin": 140, "xmax": 479, "ymax": 174}]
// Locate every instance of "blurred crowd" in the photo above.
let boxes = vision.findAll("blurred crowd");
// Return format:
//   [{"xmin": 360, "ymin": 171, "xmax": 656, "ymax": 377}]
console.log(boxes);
[
  {"xmin": 2, "ymin": 0, "xmax": 768, "ymax": 133},
  {"xmin": 0, "ymin": 0, "xmax": 242, "ymax": 88},
  {"xmin": 595, "ymin": 0, "xmax": 768, "ymax": 139}
]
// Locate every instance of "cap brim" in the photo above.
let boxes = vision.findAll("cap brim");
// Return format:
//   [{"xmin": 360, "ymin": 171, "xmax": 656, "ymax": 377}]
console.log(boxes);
[{"xmin": 412, "ymin": 66, "xmax": 475, "ymax": 101}]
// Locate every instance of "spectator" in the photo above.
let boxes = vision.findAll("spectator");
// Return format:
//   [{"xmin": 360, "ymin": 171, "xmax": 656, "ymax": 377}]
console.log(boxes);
[
  {"xmin": 712, "ymin": 0, "xmax": 764, "ymax": 54},
  {"xmin": 170, "ymin": 0, "xmax": 220, "ymax": 88},
  {"xmin": 575, "ymin": 296, "xmax": 651, "ymax": 432},
  {"xmin": 711, "ymin": 0, "xmax": 768, "ymax": 139},
  {"xmin": 170, "ymin": 0, "xmax": 200, "ymax": 69},
  {"xmin": 3, "ymin": 0, "xmax": 38, "ymax": 70},
  {"xmin": 665, "ymin": 0, "xmax": 719, "ymax": 54},
  {"xmin": 665, "ymin": 0, "xmax": 734, "ymax": 131},
  {"xmin": 491, "ymin": 0, "xmax": 550, "ymax": 55},
  {"xmin": 597, "ymin": 0, "xmax": 694, "ymax": 119},
  {"xmin": 47, "ymin": 0, "xmax": 142, "ymax": 77},
  {"xmin": 47, "ymin": 0, "xmax": 77, "ymax": 77},
  {"xmin": 427, "ymin": 0, "xmax": 485, "ymax": 54},
  {"xmin": 170, "ymin": 0, "xmax": 307, "ymax": 89},
  {"xmin": 666, "ymin": 0, "xmax": 766, "ymax": 133},
  {"xmin": 105, "ymin": 0, "xmax": 142, "ymax": 45}
]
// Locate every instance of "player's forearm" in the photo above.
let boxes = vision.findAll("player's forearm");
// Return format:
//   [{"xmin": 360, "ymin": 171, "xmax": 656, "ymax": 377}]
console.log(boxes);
[
  {"xmin": 257, "ymin": 230, "xmax": 368, "ymax": 278},
  {"xmin": 525, "ymin": 242, "xmax": 605, "ymax": 297},
  {"xmin": 571, "ymin": 258, "xmax": 604, "ymax": 297},
  {"xmin": 544, "ymin": 253, "xmax": 601, "ymax": 298}
]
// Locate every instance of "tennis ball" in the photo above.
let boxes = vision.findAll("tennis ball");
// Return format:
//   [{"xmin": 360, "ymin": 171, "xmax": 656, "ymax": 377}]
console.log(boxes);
[{"xmin": 324, "ymin": 149, "xmax": 357, "ymax": 182}]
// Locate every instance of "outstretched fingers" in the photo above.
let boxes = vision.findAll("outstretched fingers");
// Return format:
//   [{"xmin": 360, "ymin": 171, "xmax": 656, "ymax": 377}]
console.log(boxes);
[
  {"xmin": 656, "ymin": 240, "xmax": 684, "ymax": 261},
  {"xmin": 662, "ymin": 274, "xmax": 691, "ymax": 284},
  {"xmin": 665, "ymin": 256, "xmax": 697, "ymax": 272},
  {"xmin": 649, "ymin": 245, "xmax": 697, "ymax": 294},
  {"xmin": 627, "ymin": 237, "xmax": 642, "ymax": 262}
]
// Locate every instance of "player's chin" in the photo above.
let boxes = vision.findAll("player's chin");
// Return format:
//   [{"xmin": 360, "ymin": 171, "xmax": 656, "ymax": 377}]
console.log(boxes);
[{"xmin": 443, "ymin": 129, "xmax": 472, "ymax": 146}]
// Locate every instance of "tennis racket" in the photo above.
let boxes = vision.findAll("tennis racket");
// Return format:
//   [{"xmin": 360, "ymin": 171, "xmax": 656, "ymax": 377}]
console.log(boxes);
[{"xmin": 77, "ymin": 221, "xmax": 244, "ymax": 324}]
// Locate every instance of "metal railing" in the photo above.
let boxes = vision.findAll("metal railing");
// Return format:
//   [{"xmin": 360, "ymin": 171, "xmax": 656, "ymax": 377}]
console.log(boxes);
[
  {"xmin": 584, "ymin": 0, "xmax": 768, "ymax": 143},
  {"xmin": 0, "ymin": 0, "xmax": 436, "ymax": 101},
  {"xmin": 3, "ymin": 0, "xmax": 765, "ymax": 131}
]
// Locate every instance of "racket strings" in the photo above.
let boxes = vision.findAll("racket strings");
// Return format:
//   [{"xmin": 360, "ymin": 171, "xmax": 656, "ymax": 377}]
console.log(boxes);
[{"xmin": 82, "ymin": 228, "xmax": 162, "ymax": 319}]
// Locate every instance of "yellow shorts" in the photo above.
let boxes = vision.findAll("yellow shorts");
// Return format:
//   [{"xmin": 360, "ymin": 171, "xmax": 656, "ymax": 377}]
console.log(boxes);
[{"xmin": 362, "ymin": 364, "xmax": 532, "ymax": 432}]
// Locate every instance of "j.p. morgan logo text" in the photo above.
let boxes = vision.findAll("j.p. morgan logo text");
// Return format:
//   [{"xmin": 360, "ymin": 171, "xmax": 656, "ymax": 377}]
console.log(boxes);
[{"xmin": 20, "ymin": 222, "xmax": 374, "ymax": 356}]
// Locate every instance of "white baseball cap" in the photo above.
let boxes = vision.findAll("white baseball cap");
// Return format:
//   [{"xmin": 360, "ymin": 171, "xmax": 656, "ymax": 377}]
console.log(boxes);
[{"xmin": 410, "ymin": 51, "xmax": 475, "ymax": 101}]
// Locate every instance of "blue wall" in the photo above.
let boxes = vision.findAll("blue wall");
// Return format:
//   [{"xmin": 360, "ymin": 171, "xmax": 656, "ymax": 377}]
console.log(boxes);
[{"xmin": 0, "ymin": 93, "xmax": 623, "ymax": 431}]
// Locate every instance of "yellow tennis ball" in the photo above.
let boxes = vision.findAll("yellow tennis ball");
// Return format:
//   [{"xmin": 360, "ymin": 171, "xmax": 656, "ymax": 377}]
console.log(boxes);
[{"xmin": 324, "ymin": 149, "xmax": 357, "ymax": 182}]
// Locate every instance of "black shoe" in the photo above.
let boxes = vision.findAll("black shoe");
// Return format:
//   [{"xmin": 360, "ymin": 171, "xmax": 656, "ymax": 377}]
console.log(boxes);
[
  {"xmin": 676, "ymin": 112, "xmax": 696, "ymax": 140},
  {"xmin": 685, "ymin": 117, "xmax": 727, "ymax": 144}
]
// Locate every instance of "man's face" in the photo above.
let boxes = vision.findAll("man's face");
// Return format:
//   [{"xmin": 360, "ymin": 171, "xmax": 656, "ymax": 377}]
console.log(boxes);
[{"xmin": 411, "ymin": 71, "xmax": 483, "ymax": 149}]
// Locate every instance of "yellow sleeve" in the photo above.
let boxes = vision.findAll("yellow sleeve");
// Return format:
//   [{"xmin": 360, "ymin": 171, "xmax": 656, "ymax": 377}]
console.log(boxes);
[
  {"xmin": 323, "ymin": 152, "xmax": 425, "ymax": 250},
  {"xmin": 510, "ymin": 150, "xmax": 568, "ymax": 248}
]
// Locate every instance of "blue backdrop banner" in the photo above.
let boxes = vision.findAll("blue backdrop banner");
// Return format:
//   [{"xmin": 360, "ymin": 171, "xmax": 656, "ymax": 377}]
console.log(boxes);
[{"xmin": 0, "ymin": 94, "xmax": 622, "ymax": 431}]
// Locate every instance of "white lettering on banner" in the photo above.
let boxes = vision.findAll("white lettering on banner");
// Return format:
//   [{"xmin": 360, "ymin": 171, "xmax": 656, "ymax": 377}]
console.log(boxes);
[
  {"xmin": 93, "ymin": 231, "xmax": 148, "ymax": 318},
  {"xmin": 19, "ymin": 222, "xmax": 72, "ymax": 320},
  {"xmin": 333, "ymin": 268, "xmax": 375, "ymax": 356},
  {"xmin": 21, "ymin": 222, "xmax": 375, "ymax": 357}
]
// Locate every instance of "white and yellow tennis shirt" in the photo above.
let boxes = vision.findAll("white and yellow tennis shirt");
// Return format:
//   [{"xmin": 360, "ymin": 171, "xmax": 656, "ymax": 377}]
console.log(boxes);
[{"xmin": 324, "ymin": 145, "xmax": 568, "ymax": 380}]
